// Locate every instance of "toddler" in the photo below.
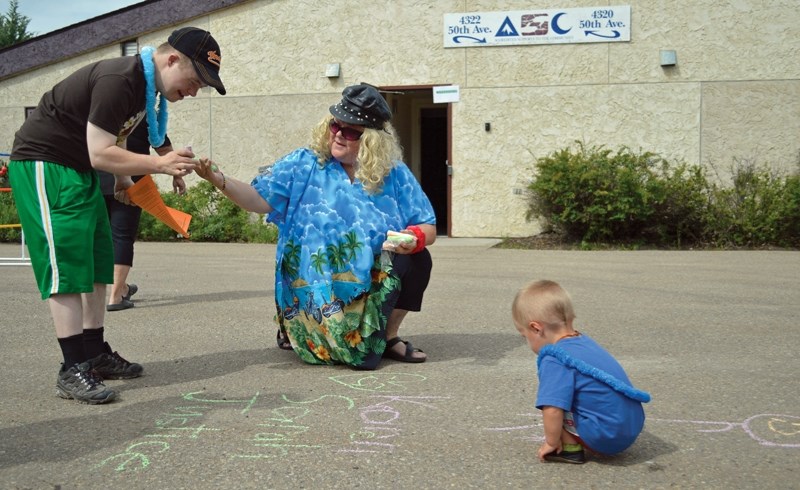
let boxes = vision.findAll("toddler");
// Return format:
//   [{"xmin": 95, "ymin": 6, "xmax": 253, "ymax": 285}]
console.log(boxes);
[{"xmin": 512, "ymin": 280, "xmax": 650, "ymax": 464}]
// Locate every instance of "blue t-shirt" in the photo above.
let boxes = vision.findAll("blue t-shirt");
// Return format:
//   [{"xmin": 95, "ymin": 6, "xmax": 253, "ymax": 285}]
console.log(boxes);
[{"xmin": 536, "ymin": 335, "xmax": 645, "ymax": 454}]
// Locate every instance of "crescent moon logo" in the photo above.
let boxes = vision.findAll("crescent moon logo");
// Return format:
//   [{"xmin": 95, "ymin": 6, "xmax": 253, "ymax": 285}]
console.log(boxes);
[{"xmin": 552, "ymin": 12, "xmax": 571, "ymax": 35}]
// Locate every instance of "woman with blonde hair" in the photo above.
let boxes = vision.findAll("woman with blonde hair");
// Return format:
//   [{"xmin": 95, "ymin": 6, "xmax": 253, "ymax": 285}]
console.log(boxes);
[{"xmin": 196, "ymin": 84, "xmax": 436, "ymax": 369}]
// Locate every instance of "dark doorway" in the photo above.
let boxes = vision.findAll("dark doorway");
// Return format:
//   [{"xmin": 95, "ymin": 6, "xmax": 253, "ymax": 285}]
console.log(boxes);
[{"xmin": 419, "ymin": 108, "xmax": 448, "ymax": 235}]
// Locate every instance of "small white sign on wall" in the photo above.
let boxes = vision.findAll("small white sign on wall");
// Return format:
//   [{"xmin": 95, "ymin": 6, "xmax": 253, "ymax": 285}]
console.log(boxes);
[{"xmin": 433, "ymin": 85, "xmax": 460, "ymax": 103}]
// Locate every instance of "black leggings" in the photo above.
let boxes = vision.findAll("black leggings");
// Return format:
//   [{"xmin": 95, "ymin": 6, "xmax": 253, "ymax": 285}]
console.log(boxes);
[
  {"xmin": 103, "ymin": 195, "xmax": 142, "ymax": 267},
  {"xmin": 391, "ymin": 248, "xmax": 433, "ymax": 311},
  {"xmin": 354, "ymin": 248, "xmax": 433, "ymax": 370}
]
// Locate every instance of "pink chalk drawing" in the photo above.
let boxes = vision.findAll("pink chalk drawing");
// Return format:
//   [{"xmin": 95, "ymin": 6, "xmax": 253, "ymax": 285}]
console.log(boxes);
[{"xmin": 485, "ymin": 413, "xmax": 800, "ymax": 449}]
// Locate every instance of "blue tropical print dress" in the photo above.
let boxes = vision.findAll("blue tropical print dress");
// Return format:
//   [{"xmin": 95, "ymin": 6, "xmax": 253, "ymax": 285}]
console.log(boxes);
[{"xmin": 251, "ymin": 148, "xmax": 436, "ymax": 369}]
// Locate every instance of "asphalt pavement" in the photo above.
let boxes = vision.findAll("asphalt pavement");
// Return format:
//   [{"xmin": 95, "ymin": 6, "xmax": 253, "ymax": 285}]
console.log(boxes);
[{"xmin": 0, "ymin": 240, "xmax": 798, "ymax": 489}]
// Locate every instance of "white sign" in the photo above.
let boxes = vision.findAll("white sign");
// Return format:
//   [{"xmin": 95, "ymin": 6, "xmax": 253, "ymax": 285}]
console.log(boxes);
[
  {"xmin": 444, "ymin": 6, "xmax": 631, "ymax": 48},
  {"xmin": 433, "ymin": 85, "xmax": 460, "ymax": 103}
]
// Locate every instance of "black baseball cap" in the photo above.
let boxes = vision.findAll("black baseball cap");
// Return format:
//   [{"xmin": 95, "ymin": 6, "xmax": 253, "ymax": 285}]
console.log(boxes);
[{"xmin": 168, "ymin": 27, "xmax": 226, "ymax": 95}]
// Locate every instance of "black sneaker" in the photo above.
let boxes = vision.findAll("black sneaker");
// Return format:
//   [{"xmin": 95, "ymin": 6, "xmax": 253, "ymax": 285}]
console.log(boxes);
[
  {"xmin": 56, "ymin": 362, "xmax": 117, "ymax": 404},
  {"xmin": 88, "ymin": 342, "xmax": 144, "ymax": 379},
  {"xmin": 544, "ymin": 449, "xmax": 586, "ymax": 464}
]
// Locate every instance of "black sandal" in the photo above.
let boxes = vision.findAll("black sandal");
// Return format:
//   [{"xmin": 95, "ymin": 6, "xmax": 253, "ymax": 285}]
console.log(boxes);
[
  {"xmin": 122, "ymin": 283, "xmax": 138, "ymax": 302},
  {"xmin": 276, "ymin": 329, "xmax": 293, "ymax": 350},
  {"xmin": 382, "ymin": 337, "xmax": 426, "ymax": 363}
]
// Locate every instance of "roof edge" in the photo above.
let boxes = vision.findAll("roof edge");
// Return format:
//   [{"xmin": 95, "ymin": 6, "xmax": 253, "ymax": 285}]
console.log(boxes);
[{"xmin": 0, "ymin": 0, "xmax": 253, "ymax": 81}]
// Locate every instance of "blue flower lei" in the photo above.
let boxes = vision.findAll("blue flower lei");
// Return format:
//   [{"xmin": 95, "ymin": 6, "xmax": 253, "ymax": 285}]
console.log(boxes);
[
  {"xmin": 140, "ymin": 46, "xmax": 168, "ymax": 147},
  {"xmin": 538, "ymin": 344, "xmax": 652, "ymax": 403}
]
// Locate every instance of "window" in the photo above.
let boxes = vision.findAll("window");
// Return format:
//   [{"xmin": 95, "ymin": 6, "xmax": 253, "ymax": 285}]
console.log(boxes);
[{"xmin": 121, "ymin": 40, "xmax": 139, "ymax": 57}]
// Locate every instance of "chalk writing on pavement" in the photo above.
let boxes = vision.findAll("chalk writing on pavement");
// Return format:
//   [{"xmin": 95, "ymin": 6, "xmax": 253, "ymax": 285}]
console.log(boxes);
[{"xmin": 96, "ymin": 372, "xmax": 450, "ymax": 472}]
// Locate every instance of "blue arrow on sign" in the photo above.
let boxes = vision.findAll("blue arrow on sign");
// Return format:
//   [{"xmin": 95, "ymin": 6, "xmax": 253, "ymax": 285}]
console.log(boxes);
[
  {"xmin": 453, "ymin": 35, "xmax": 487, "ymax": 44},
  {"xmin": 584, "ymin": 30, "xmax": 621, "ymax": 39}
]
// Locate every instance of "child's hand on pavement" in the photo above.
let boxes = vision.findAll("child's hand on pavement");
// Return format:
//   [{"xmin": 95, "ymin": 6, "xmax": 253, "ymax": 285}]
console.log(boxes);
[{"xmin": 537, "ymin": 441, "xmax": 562, "ymax": 462}]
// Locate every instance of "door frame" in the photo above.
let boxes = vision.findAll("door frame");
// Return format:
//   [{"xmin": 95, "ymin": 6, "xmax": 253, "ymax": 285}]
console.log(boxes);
[{"xmin": 381, "ymin": 84, "xmax": 452, "ymax": 237}]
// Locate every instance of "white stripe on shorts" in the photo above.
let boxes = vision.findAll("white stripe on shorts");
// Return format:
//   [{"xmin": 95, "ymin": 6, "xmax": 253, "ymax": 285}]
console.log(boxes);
[{"xmin": 34, "ymin": 161, "xmax": 59, "ymax": 294}]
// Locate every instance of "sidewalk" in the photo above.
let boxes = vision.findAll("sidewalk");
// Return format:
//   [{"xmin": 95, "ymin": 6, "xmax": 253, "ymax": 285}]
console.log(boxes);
[{"xmin": 0, "ymin": 241, "xmax": 798, "ymax": 489}]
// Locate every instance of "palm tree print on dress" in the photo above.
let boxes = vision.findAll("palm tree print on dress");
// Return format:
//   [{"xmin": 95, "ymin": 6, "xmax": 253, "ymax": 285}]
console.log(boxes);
[{"xmin": 277, "ymin": 232, "xmax": 399, "ymax": 369}]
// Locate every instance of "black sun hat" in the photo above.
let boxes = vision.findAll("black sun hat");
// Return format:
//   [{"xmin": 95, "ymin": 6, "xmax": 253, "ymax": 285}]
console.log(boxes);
[
  {"xmin": 168, "ymin": 27, "xmax": 226, "ymax": 95},
  {"xmin": 329, "ymin": 84, "xmax": 391, "ymax": 129}
]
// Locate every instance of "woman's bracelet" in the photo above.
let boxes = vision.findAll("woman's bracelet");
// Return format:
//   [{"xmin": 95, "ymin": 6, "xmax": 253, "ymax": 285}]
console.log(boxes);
[
  {"xmin": 407, "ymin": 225, "xmax": 426, "ymax": 253},
  {"xmin": 219, "ymin": 172, "xmax": 227, "ymax": 191}
]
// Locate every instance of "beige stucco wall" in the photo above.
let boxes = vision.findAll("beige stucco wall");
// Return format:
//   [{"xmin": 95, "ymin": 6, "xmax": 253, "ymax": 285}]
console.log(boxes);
[
  {"xmin": 451, "ymin": 83, "xmax": 704, "ymax": 236},
  {"xmin": 702, "ymin": 80, "xmax": 800, "ymax": 182},
  {"xmin": 1, "ymin": 1, "xmax": 798, "ymax": 237},
  {"xmin": 214, "ymin": 1, "xmax": 463, "ymax": 95}
]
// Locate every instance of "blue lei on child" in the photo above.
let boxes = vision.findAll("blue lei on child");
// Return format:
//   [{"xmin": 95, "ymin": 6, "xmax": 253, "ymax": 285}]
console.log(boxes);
[
  {"xmin": 538, "ymin": 344, "xmax": 652, "ymax": 403},
  {"xmin": 140, "ymin": 46, "xmax": 168, "ymax": 147}
]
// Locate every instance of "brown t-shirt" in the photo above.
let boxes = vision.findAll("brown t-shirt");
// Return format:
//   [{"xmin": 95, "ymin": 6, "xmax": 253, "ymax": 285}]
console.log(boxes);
[{"xmin": 11, "ymin": 55, "xmax": 147, "ymax": 173}]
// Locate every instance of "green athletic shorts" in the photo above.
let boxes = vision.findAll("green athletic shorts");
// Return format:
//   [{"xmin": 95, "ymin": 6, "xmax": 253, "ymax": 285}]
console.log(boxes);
[{"xmin": 8, "ymin": 160, "xmax": 113, "ymax": 299}]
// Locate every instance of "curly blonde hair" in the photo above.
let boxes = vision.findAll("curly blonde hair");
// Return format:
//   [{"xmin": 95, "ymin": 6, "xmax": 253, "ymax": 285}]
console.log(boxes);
[{"xmin": 309, "ymin": 115, "xmax": 403, "ymax": 193}]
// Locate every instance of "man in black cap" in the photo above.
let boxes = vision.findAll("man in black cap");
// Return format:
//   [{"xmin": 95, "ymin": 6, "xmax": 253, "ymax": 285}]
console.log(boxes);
[
  {"xmin": 7, "ymin": 27, "xmax": 226, "ymax": 404},
  {"xmin": 166, "ymin": 26, "xmax": 226, "ymax": 96}
]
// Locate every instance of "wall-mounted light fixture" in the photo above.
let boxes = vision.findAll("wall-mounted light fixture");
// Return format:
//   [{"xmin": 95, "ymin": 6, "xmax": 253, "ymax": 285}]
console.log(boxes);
[
  {"xmin": 660, "ymin": 50, "xmax": 677, "ymax": 67},
  {"xmin": 325, "ymin": 63, "xmax": 341, "ymax": 78}
]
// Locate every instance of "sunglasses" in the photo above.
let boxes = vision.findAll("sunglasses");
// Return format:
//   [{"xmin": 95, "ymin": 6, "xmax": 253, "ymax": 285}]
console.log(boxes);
[{"xmin": 329, "ymin": 120, "xmax": 364, "ymax": 141}]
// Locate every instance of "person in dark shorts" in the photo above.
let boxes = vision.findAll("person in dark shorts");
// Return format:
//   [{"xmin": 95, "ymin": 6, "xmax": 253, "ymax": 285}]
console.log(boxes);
[{"xmin": 7, "ymin": 27, "xmax": 226, "ymax": 404}]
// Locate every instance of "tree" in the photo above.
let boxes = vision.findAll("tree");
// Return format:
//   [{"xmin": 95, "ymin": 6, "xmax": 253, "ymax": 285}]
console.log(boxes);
[{"xmin": 0, "ymin": 0, "xmax": 35, "ymax": 49}]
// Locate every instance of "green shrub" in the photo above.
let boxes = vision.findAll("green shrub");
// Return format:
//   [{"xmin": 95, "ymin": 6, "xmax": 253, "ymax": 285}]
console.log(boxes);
[
  {"xmin": 527, "ymin": 144, "xmax": 799, "ymax": 249},
  {"xmin": 0, "ymin": 187, "xmax": 22, "ymax": 243},
  {"xmin": 705, "ymin": 159, "xmax": 800, "ymax": 248},
  {"xmin": 644, "ymin": 161, "xmax": 711, "ymax": 247},
  {"xmin": 779, "ymin": 173, "xmax": 800, "ymax": 247},
  {"xmin": 1, "ymin": 157, "xmax": 22, "ymax": 242},
  {"xmin": 527, "ymin": 142, "xmax": 705, "ymax": 245}
]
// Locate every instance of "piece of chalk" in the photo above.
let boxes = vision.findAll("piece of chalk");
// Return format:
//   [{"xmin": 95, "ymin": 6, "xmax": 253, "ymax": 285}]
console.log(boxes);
[{"xmin": 387, "ymin": 233, "xmax": 415, "ymax": 244}]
